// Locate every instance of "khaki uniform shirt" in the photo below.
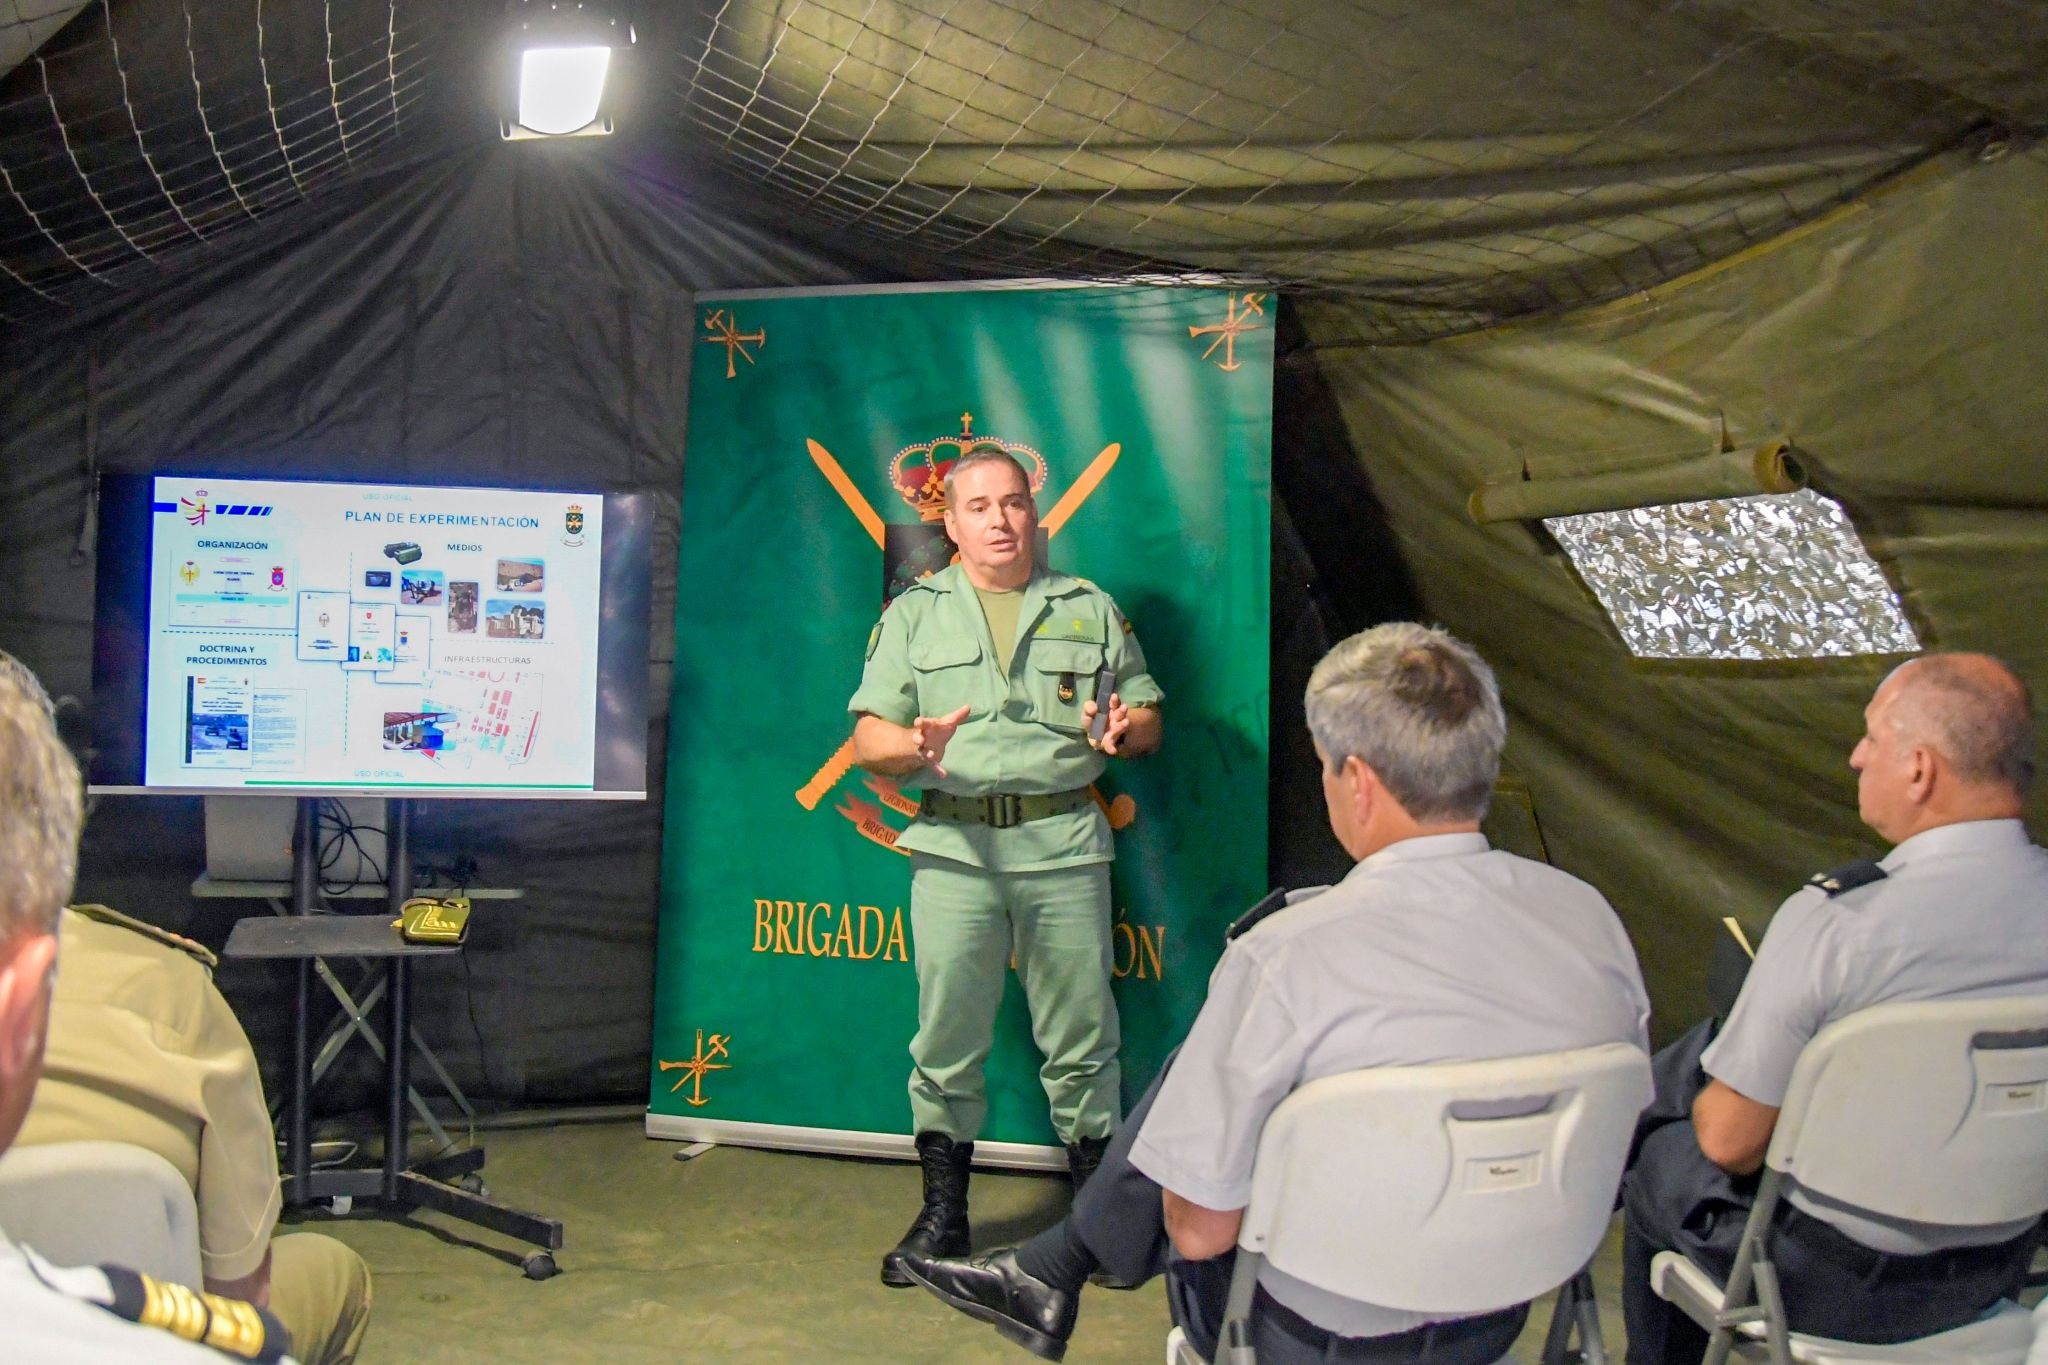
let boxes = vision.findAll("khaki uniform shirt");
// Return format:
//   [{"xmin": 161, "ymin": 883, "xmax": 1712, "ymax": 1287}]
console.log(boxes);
[
  {"xmin": 20, "ymin": 908, "xmax": 281, "ymax": 1283},
  {"xmin": 849, "ymin": 563, "xmax": 1162, "ymax": 872}
]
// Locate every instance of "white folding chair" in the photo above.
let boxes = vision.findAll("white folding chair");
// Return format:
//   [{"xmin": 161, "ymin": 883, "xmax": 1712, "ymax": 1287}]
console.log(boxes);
[
  {"xmin": 0, "ymin": 1139, "xmax": 204, "ymax": 1290},
  {"xmin": 1649, "ymin": 993, "xmax": 2048, "ymax": 1365},
  {"xmin": 1166, "ymin": 1041, "xmax": 1652, "ymax": 1365}
]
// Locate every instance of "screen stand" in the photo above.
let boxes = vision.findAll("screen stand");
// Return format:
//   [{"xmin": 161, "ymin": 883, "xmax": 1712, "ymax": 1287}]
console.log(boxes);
[{"xmin": 264, "ymin": 796, "xmax": 564, "ymax": 1278}]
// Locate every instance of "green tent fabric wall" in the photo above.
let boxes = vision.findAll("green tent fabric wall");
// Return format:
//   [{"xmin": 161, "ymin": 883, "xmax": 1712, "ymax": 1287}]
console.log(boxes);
[{"xmin": 1292, "ymin": 144, "xmax": 2048, "ymax": 1037}]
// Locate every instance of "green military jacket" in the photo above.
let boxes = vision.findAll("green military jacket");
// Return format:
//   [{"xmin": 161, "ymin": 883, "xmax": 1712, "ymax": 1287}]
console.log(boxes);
[{"xmin": 848, "ymin": 563, "xmax": 1162, "ymax": 871}]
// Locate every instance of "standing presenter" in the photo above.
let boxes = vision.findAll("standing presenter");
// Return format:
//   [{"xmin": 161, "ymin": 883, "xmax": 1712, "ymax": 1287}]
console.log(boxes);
[{"xmin": 849, "ymin": 448, "xmax": 1162, "ymax": 1288}]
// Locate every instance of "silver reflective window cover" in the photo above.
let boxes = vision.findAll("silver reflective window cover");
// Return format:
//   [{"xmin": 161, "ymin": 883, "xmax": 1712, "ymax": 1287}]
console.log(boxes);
[{"xmin": 1546, "ymin": 489, "xmax": 1920, "ymax": 661}]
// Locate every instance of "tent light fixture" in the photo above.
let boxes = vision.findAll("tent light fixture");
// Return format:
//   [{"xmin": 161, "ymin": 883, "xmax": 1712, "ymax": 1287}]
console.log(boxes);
[{"xmin": 501, "ymin": 1, "xmax": 634, "ymax": 141}]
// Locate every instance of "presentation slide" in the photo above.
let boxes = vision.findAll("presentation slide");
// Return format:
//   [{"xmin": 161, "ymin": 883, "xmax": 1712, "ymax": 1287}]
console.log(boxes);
[{"xmin": 143, "ymin": 476, "xmax": 606, "ymax": 794}]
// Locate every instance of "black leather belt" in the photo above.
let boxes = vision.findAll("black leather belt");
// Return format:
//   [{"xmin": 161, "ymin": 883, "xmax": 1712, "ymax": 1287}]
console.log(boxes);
[
  {"xmin": 919, "ymin": 788, "xmax": 1092, "ymax": 829},
  {"xmin": 1775, "ymin": 1201, "xmax": 2039, "ymax": 1285}
]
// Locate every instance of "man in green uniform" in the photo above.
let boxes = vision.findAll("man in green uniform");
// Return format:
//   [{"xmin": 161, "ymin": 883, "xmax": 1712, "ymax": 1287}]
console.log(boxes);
[{"xmin": 850, "ymin": 449, "xmax": 1163, "ymax": 1288}]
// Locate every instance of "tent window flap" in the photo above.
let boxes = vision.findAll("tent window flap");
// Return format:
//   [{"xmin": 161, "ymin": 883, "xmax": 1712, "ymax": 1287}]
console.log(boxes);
[{"xmin": 1546, "ymin": 489, "xmax": 1920, "ymax": 661}]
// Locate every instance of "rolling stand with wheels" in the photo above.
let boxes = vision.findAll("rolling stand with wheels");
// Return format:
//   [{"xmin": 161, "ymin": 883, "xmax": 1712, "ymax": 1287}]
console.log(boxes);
[{"xmin": 222, "ymin": 797, "xmax": 564, "ymax": 1279}]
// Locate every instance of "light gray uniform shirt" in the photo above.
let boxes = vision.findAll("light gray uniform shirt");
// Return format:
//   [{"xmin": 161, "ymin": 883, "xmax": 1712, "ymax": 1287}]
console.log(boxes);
[
  {"xmin": 1128, "ymin": 833, "xmax": 1651, "ymax": 1339},
  {"xmin": 0, "ymin": 1230, "xmax": 290, "ymax": 1363},
  {"xmin": 1702, "ymin": 817, "xmax": 2048, "ymax": 1254}
]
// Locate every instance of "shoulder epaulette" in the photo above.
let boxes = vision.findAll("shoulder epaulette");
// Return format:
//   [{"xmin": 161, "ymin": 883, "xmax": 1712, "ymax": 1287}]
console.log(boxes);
[
  {"xmin": 96, "ymin": 1265, "xmax": 292, "ymax": 1362},
  {"xmin": 1225, "ymin": 885, "xmax": 1331, "ymax": 942},
  {"xmin": 1034, "ymin": 570, "xmax": 1097, "ymax": 600},
  {"xmin": 70, "ymin": 904, "xmax": 218, "ymax": 970},
  {"xmin": 1805, "ymin": 860, "xmax": 1888, "ymax": 899}
]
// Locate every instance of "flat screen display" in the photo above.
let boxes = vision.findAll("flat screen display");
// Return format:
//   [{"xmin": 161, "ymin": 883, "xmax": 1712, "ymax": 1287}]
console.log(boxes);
[{"xmin": 90, "ymin": 473, "xmax": 651, "ymax": 799}]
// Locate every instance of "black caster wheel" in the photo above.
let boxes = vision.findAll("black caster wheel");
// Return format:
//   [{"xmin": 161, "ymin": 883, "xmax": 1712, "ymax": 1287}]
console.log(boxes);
[
  {"xmin": 521, "ymin": 1251, "xmax": 558, "ymax": 1280},
  {"xmin": 457, "ymin": 1174, "xmax": 486, "ymax": 1196}
]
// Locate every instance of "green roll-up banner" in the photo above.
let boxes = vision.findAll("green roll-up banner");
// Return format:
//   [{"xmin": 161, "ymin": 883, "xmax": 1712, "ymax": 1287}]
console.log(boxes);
[{"xmin": 648, "ymin": 283, "xmax": 1272, "ymax": 1163}]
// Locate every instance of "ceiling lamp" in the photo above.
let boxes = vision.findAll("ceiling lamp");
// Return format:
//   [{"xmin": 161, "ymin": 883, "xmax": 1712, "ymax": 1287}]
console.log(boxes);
[{"xmin": 502, "ymin": 1, "xmax": 634, "ymax": 140}]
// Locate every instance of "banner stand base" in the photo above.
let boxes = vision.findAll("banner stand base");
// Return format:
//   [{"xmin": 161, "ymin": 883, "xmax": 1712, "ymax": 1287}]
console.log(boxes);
[{"xmin": 645, "ymin": 1113, "xmax": 1066, "ymax": 1172}]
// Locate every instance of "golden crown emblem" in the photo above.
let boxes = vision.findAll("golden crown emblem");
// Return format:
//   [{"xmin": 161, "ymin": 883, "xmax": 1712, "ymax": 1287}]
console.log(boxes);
[{"xmin": 891, "ymin": 412, "xmax": 1047, "ymax": 523}]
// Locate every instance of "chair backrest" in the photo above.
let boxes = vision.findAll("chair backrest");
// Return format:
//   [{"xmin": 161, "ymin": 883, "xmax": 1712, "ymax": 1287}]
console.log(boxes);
[
  {"xmin": 1238, "ymin": 1042, "xmax": 1651, "ymax": 1316},
  {"xmin": 0, "ymin": 1140, "xmax": 204, "ymax": 1290},
  {"xmin": 1769, "ymin": 992, "xmax": 2048, "ymax": 1228}
]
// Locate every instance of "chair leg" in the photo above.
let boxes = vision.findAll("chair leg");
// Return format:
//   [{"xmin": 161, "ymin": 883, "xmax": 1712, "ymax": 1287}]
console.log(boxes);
[
  {"xmin": 1540, "ymin": 1270, "xmax": 1608, "ymax": 1365},
  {"xmin": 1752, "ymin": 1259, "xmax": 1791, "ymax": 1365},
  {"xmin": 1704, "ymin": 1248, "xmax": 1760, "ymax": 1365},
  {"xmin": 1573, "ymin": 1272, "xmax": 1610, "ymax": 1365},
  {"xmin": 1539, "ymin": 1278, "xmax": 1580, "ymax": 1365},
  {"xmin": 1705, "ymin": 1171, "xmax": 1785, "ymax": 1365},
  {"xmin": 1219, "ymin": 1249, "xmax": 1264, "ymax": 1365}
]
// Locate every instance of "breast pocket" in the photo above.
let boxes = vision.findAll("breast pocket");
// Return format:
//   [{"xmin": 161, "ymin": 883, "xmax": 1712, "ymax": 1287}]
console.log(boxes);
[
  {"xmin": 910, "ymin": 635, "xmax": 985, "ymax": 719},
  {"xmin": 1025, "ymin": 640, "xmax": 1107, "ymax": 734}
]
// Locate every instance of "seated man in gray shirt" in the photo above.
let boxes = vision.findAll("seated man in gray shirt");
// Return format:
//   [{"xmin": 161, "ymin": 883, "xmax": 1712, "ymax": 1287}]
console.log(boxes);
[
  {"xmin": 899, "ymin": 623, "xmax": 1651, "ymax": 1363},
  {"xmin": 1623, "ymin": 652, "xmax": 2048, "ymax": 1365}
]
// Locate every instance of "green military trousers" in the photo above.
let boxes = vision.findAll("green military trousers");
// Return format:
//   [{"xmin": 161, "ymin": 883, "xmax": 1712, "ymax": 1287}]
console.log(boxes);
[{"xmin": 907, "ymin": 855, "xmax": 1122, "ymax": 1144}]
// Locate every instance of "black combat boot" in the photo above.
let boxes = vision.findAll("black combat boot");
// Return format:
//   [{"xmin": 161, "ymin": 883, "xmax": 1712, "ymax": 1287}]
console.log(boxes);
[
  {"xmin": 881, "ymin": 1131, "xmax": 973, "ymax": 1288},
  {"xmin": 1064, "ymin": 1136, "xmax": 1110, "ymax": 1195}
]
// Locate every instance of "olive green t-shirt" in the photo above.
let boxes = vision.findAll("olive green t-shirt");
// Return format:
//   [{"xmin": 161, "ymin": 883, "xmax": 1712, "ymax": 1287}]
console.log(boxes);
[{"xmin": 975, "ymin": 586, "xmax": 1025, "ymax": 673}]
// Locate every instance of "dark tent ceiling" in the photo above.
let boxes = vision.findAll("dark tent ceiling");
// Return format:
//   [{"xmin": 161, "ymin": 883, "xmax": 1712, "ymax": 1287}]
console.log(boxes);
[{"xmin": 3, "ymin": 0, "xmax": 2046, "ymax": 338}]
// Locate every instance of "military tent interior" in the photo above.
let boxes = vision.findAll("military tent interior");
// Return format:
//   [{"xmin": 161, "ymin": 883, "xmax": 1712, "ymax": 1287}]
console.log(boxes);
[{"xmin": 2, "ymin": 1, "xmax": 2047, "ymax": 1359}]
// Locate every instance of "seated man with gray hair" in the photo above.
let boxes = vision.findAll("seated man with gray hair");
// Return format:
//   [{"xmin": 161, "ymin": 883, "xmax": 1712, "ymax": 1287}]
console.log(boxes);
[{"xmin": 899, "ymin": 623, "xmax": 1651, "ymax": 1363}]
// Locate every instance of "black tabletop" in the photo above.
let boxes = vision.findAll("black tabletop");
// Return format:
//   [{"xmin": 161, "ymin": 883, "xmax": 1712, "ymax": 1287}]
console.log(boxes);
[{"xmin": 223, "ymin": 914, "xmax": 464, "ymax": 960}]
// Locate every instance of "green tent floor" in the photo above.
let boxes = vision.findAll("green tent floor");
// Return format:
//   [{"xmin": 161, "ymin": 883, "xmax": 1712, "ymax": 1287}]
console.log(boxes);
[{"xmin": 287, "ymin": 1117, "xmax": 1634, "ymax": 1363}]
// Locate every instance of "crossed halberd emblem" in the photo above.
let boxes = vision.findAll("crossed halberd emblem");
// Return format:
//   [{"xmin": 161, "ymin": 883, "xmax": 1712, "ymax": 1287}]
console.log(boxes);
[{"xmin": 658, "ymin": 1030, "xmax": 732, "ymax": 1108}]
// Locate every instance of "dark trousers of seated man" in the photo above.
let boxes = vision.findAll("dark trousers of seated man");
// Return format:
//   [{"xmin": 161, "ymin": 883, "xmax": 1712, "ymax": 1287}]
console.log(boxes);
[
  {"xmin": 1621, "ymin": 1020, "xmax": 2038, "ymax": 1365},
  {"xmin": 1076, "ymin": 1053, "xmax": 1527, "ymax": 1365}
]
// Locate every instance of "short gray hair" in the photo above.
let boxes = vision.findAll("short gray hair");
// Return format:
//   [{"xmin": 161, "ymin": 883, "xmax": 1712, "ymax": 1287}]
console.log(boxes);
[
  {"xmin": 1890, "ymin": 653, "xmax": 2035, "ymax": 795},
  {"xmin": 0, "ymin": 653, "xmax": 82, "ymax": 942},
  {"xmin": 942, "ymin": 450, "xmax": 1033, "ymax": 505},
  {"xmin": 1305, "ymin": 624, "xmax": 1506, "ymax": 822}
]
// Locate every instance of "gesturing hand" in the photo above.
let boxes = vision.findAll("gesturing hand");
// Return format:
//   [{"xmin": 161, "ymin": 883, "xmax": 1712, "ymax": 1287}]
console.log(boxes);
[
  {"xmin": 913, "ymin": 705, "xmax": 973, "ymax": 777},
  {"xmin": 1083, "ymin": 692, "xmax": 1131, "ymax": 755}
]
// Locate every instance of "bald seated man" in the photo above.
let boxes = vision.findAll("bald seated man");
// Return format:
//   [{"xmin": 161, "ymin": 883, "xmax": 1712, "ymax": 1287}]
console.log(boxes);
[
  {"xmin": 1622, "ymin": 653, "xmax": 2048, "ymax": 1365},
  {"xmin": 0, "ymin": 651, "xmax": 296, "ymax": 1362}
]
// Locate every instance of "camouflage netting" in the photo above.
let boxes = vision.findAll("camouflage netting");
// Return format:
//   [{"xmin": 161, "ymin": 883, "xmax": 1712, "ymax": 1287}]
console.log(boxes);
[
  {"xmin": 2, "ymin": 2, "xmax": 2046, "ymax": 1090},
  {"xmin": 3, "ymin": 1, "xmax": 2046, "ymax": 336}
]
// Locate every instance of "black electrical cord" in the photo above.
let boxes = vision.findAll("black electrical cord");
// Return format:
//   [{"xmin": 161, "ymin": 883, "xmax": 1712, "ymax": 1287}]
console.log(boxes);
[
  {"xmin": 405, "ymin": 854, "xmax": 491, "ymax": 1161},
  {"xmin": 459, "ymin": 951, "xmax": 492, "ymax": 1109},
  {"xmin": 314, "ymin": 798, "xmax": 386, "ymax": 900}
]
